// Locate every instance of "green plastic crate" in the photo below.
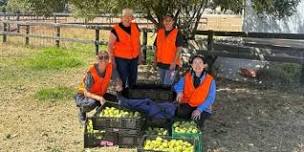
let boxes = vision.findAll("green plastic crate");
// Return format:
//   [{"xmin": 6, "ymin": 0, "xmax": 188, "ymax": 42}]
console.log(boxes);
[{"xmin": 171, "ymin": 122, "xmax": 203, "ymax": 152}]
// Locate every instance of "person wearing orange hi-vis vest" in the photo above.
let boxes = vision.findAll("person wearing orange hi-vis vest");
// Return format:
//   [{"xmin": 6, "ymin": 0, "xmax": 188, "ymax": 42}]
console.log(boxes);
[
  {"xmin": 154, "ymin": 14, "xmax": 184, "ymax": 86},
  {"xmin": 174, "ymin": 54, "xmax": 216, "ymax": 130},
  {"xmin": 108, "ymin": 8, "xmax": 144, "ymax": 96},
  {"xmin": 74, "ymin": 52, "xmax": 121, "ymax": 125}
]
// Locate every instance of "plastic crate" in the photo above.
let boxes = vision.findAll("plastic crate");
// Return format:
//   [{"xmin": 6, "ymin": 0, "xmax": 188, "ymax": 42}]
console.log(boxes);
[
  {"xmin": 92, "ymin": 102, "xmax": 145, "ymax": 130},
  {"xmin": 138, "ymin": 135, "xmax": 196, "ymax": 152},
  {"xmin": 84, "ymin": 119, "xmax": 143, "ymax": 148},
  {"xmin": 171, "ymin": 121, "xmax": 203, "ymax": 152},
  {"xmin": 128, "ymin": 84, "xmax": 175, "ymax": 102},
  {"xmin": 83, "ymin": 119, "xmax": 118, "ymax": 148}
]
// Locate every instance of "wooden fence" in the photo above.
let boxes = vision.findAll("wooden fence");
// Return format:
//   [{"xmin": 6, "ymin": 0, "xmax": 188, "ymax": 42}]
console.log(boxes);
[{"xmin": 1, "ymin": 20, "xmax": 303, "ymax": 84}]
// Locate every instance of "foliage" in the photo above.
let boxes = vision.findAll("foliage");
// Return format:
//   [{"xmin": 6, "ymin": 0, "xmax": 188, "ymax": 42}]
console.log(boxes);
[
  {"xmin": 6, "ymin": 0, "xmax": 67, "ymax": 16},
  {"xmin": 4, "ymin": 0, "xmax": 301, "ymax": 37}
]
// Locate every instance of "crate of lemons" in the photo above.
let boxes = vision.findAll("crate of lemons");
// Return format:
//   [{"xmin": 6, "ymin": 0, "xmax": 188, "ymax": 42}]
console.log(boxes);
[
  {"xmin": 92, "ymin": 102, "xmax": 144, "ymax": 130},
  {"xmin": 143, "ymin": 136, "xmax": 195, "ymax": 152},
  {"xmin": 172, "ymin": 121, "xmax": 203, "ymax": 152}
]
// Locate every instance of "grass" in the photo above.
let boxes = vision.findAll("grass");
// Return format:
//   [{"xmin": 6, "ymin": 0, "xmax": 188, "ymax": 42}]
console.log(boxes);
[
  {"xmin": 20, "ymin": 45, "xmax": 96, "ymax": 70},
  {"xmin": 35, "ymin": 86, "xmax": 75, "ymax": 102}
]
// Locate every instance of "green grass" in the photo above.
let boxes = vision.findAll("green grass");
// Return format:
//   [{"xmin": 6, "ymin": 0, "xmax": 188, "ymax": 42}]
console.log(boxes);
[
  {"xmin": 35, "ymin": 86, "xmax": 75, "ymax": 102},
  {"xmin": 22, "ymin": 47, "xmax": 84, "ymax": 70}
]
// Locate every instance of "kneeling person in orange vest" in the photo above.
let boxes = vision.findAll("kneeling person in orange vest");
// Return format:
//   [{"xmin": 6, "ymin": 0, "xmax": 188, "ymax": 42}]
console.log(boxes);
[
  {"xmin": 174, "ymin": 54, "xmax": 216, "ymax": 130},
  {"xmin": 74, "ymin": 51, "xmax": 121, "ymax": 125}
]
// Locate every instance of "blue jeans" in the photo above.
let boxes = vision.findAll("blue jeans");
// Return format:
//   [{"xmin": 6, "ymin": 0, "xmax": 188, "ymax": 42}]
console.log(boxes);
[
  {"xmin": 158, "ymin": 67, "xmax": 176, "ymax": 85},
  {"xmin": 115, "ymin": 57, "xmax": 138, "ymax": 88}
]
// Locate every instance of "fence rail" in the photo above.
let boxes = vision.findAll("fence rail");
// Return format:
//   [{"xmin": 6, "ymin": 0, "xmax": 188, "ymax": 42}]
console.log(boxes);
[{"xmin": 1, "ymin": 20, "xmax": 303, "ymax": 83}]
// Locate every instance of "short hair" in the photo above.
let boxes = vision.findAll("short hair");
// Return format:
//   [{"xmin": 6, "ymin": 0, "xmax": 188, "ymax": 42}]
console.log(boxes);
[
  {"xmin": 189, "ymin": 54, "xmax": 206, "ymax": 64},
  {"xmin": 97, "ymin": 51, "xmax": 109, "ymax": 60},
  {"xmin": 163, "ymin": 14, "xmax": 174, "ymax": 20},
  {"xmin": 122, "ymin": 8, "xmax": 134, "ymax": 16}
]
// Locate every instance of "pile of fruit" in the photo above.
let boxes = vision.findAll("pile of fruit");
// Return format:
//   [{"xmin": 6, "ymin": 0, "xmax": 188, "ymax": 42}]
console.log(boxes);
[
  {"xmin": 143, "ymin": 137, "xmax": 194, "ymax": 152},
  {"xmin": 173, "ymin": 121, "xmax": 199, "ymax": 134},
  {"xmin": 86, "ymin": 119, "xmax": 105, "ymax": 134},
  {"xmin": 100, "ymin": 107, "xmax": 141, "ymax": 118},
  {"xmin": 145, "ymin": 127, "xmax": 168, "ymax": 136}
]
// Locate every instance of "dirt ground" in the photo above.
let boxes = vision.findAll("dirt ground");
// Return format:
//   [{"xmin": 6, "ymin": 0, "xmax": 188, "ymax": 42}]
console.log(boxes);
[{"xmin": 1, "ymin": 44, "xmax": 304, "ymax": 152}]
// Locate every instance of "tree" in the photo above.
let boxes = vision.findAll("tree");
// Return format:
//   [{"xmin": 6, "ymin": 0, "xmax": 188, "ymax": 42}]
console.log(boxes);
[
  {"xmin": 0, "ymin": 0, "xmax": 8, "ymax": 11},
  {"xmin": 5, "ymin": 0, "xmax": 301, "ymax": 37},
  {"xmin": 6, "ymin": 0, "xmax": 67, "ymax": 16},
  {"xmin": 67, "ymin": 0, "xmax": 301, "ymax": 39}
]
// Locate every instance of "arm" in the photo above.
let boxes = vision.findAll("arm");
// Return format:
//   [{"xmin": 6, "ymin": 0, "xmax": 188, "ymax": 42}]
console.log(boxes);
[
  {"xmin": 107, "ymin": 32, "xmax": 117, "ymax": 67},
  {"xmin": 197, "ymin": 80, "xmax": 216, "ymax": 112},
  {"xmin": 173, "ymin": 77, "xmax": 185, "ymax": 103},
  {"xmin": 83, "ymin": 72, "xmax": 105, "ymax": 104}
]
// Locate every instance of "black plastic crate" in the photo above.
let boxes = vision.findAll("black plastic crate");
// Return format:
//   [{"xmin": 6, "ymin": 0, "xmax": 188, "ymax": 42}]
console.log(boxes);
[
  {"xmin": 84, "ymin": 119, "xmax": 143, "ymax": 148},
  {"xmin": 128, "ymin": 84, "xmax": 176, "ymax": 102},
  {"xmin": 84, "ymin": 119, "xmax": 118, "ymax": 148},
  {"xmin": 145, "ymin": 118, "xmax": 173, "ymax": 132},
  {"xmin": 92, "ymin": 102, "xmax": 145, "ymax": 130}
]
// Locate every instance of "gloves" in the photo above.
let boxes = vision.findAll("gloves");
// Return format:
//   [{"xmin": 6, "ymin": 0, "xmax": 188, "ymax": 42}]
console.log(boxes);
[{"xmin": 191, "ymin": 109, "xmax": 201, "ymax": 120}]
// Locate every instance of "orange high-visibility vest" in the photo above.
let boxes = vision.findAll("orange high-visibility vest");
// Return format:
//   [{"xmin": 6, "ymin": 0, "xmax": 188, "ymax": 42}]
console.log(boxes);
[
  {"xmin": 156, "ymin": 28, "xmax": 181, "ymax": 66},
  {"xmin": 113, "ymin": 23, "xmax": 140, "ymax": 59},
  {"xmin": 78, "ymin": 63, "xmax": 112, "ymax": 96},
  {"xmin": 183, "ymin": 72, "xmax": 213, "ymax": 107}
]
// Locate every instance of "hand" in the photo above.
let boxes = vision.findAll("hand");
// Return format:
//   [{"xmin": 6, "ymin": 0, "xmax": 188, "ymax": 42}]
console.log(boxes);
[
  {"xmin": 191, "ymin": 109, "xmax": 201, "ymax": 120},
  {"xmin": 98, "ymin": 96, "xmax": 106, "ymax": 106},
  {"xmin": 169, "ymin": 63, "xmax": 176, "ymax": 71},
  {"xmin": 176, "ymin": 93, "xmax": 183, "ymax": 103},
  {"xmin": 115, "ymin": 79, "xmax": 123, "ymax": 92}
]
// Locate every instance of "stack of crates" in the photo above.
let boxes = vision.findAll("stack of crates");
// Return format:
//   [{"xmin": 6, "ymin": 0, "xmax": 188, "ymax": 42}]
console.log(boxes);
[{"xmin": 84, "ymin": 102, "xmax": 145, "ymax": 149}]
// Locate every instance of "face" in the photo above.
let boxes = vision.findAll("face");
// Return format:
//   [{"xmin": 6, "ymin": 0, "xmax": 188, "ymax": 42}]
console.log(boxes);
[
  {"xmin": 191, "ymin": 57, "xmax": 207, "ymax": 74},
  {"xmin": 97, "ymin": 53, "xmax": 109, "ymax": 68},
  {"xmin": 121, "ymin": 14, "xmax": 134, "ymax": 25},
  {"xmin": 162, "ymin": 16, "xmax": 174, "ymax": 30}
]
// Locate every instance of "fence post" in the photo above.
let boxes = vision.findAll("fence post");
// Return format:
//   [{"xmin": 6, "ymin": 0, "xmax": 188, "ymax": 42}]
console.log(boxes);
[
  {"xmin": 301, "ymin": 52, "xmax": 304, "ymax": 86},
  {"xmin": 55, "ymin": 25, "xmax": 60, "ymax": 47},
  {"xmin": 95, "ymin": 28, "xmax": 100, "ymax": 55},
  {"xmin": 17, "ymin": 11, "xmax": 20, "ymax": 33},
  {"xmin": 3, "ymin": 22, "xmax": 7, "ymax": 43},
  {"xmin": 54, "ymin": 14, "xmax": 57, "ymax": 23},
  {"xmin": 25, "ymin": 25, "xmax": 30, "ymax": 45},
  {"xmin": 142, "ymin": 29, "xmax": 148, "ymax": 64},
  {"xmin": 207, "ymin": 30, "xmax": 214, "ymax": 51}
]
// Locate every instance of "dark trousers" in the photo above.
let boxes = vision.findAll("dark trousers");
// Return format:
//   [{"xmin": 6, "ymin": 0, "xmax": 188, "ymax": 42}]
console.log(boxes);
[
  {"xmin": 74, "ymin": 93, "xmax": 117, "ymax": 113},
  {"xmin": 176, "ymin": 103, "xmax": 211, "ymax": 129},
  {"xmin": 115, "ymin": 57, "xmax": 138, "ymax": 88}
]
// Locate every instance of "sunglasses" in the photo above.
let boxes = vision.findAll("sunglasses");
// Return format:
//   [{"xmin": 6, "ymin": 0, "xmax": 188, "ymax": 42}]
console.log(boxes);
[{"xmin": 98, "ymin": 55, "xmax": 109, "ymax": 60}]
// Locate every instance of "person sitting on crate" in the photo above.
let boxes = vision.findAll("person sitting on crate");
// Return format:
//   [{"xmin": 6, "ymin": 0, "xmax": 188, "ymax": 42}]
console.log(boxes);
[
  {"xmin": 174, "ymin": 54, "xmax": 216, "ymax": 130},
  {"xmin": 153, "ymin": 14, "xmax": 184, "ymax": 86},
  {"xmin": 74, "ymin": 51, "xmax": 121, "ymax": 125}
]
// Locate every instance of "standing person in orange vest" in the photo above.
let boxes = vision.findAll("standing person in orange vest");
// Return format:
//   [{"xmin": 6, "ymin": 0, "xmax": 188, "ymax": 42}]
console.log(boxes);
[
  {"xmin": 154, "ymin": 14, "xmax": 184, "ymax": 85},
  {"xmin": 108, "ymin": 8, "xmax": 143, "ymax": 95},
  {"xmin": 74, "ymin": 51, "xmax": 121, "ymax": 125},
  {"xmin": 174, "ymin": 54, "xmax": 216, "ymax": 130}
]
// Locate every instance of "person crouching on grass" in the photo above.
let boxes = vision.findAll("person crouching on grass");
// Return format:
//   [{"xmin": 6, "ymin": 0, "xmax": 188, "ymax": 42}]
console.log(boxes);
[
  {"xmin": 74, "ymin": 51, "xmax": 121, "ymax": 125},
  {"xmin": 174, "ymin": 54, "xmax": 216, "ymax": 130}
]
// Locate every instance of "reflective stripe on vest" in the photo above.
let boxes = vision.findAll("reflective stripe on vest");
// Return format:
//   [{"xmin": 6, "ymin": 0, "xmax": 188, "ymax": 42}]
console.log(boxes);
[
  {"xmin": 78, "ymin": 63, "xmax": 112, "ymax": 96},
  {"xmin": 113, "ymin": 23, "xmax": 140, "ymax": 59},
  {"xmin": 156, "ymin": 28, "xmax": 180, "ymax": 66},
  {"xmin": 183, "ymin": 72, "xmax": 213, "ymax": 107}
]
